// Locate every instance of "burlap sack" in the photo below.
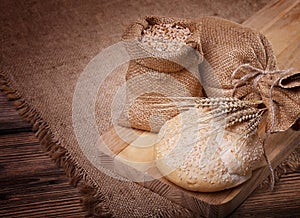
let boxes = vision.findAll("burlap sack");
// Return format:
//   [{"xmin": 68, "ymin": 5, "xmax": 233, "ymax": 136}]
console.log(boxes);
[
  {"xmin": 121, "ymin": 16, "xmax": 204, "ymax": 132},
  {"xmin": 120, "ymin": 16, "xmax": 300, "ymax": 133},
  {"xmin": 197, "ymin": 16, "xmax": 300, "ymax": 133},
  {"xmin": 122, "ymin": 16, "xmax": 203, "ymax": 72}
]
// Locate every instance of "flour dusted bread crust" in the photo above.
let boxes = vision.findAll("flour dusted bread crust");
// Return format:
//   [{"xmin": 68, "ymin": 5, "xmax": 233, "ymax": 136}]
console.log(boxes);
[{"xmin": 155, "ymin": 108, "xmax": 264, "ymax": 192}]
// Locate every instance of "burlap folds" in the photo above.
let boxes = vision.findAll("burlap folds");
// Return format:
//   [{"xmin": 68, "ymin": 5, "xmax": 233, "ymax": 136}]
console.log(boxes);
[
  {"xmin": 121, "ymin": 16, "xmax": 300, "ymax": 134},
  {"xmin": 121, "ymin": 16, "xmax": 204, "ymax": 132}
]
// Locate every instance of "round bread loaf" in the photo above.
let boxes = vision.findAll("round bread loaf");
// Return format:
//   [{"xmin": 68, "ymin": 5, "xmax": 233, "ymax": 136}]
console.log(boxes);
[{"xmin": 154, "ymin": 107, "xmax": 264, "ymax": 192}]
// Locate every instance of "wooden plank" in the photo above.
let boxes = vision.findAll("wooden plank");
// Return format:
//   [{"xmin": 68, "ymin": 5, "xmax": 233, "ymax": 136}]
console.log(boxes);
[
  {"xmin": 231, "ymin": 145, "xmax": 300, "ymax": 216},
  {"xmin": 264, "ymin": 3, "xmax": 300, "ymax": 57},
  {"xmin": 0, "ymin": 92, "xmax": 32, "ymax": 133},
  {"xmin": 0, "ymin": 1, "xmax": 299, "ymax": 217},
  {"xmin": 0, "ymin": 132, "xmax": 86, "ymax": 218},
  {"xmin": 231, "ymin": 169, "xmax": 300, "ymax": 217},
  {"xmin": 100, "ymin": 125, "xmax": 144, "ymax": 155},
  {"xmin": 99, "ymin": 125, "xmax": 300, "ymax": 217},
  {"xmin": 97, "ymin": 2, "xmax": 300, "ymax": 217},
  {"xmin": 243, "ymin": 0, "xmax": 299, "ymax": 33},
  {"xmin": 276, "ymin": 34, "xmax": 300, "ymax": 69},
  {"xmin": 243, "ymin": 0, "xmax": 300, "ymax": 61}
]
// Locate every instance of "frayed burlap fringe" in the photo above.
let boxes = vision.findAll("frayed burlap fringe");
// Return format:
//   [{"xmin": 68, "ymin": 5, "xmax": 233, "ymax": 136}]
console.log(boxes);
[
  {"xmin": 0, "ymin": 73, "xmax": 194, "ymax": 217},
  {"xmin": 80, "ymin": 186, "xmax": 112, "ymax": 217},
  {"xmin": 0, "ymin": 74, "xmax": 113, "ymax": 217},
  {"xmin": 260, "ymin": 148, "xmax": 300, "ymax": 190},
  {"xmin": 1, "ymin": 72, "xmax": 299, "ymax": 216}
]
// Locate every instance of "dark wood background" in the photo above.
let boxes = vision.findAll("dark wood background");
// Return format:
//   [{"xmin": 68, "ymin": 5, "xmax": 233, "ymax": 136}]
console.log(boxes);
[
  {"xmin": 1, "ymin": 0, "xmax": 300, "ymax": 216},
  {"xmin": 1, "ymin": 90, "xmax": 299, "ymax": 217},
  {"xmin": 0, "ymin": 92, "xmax": 85, "ymax": 217}
]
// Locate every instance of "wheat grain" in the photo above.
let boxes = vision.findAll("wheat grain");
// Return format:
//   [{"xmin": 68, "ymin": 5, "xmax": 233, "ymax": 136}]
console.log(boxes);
[{"xmin": 141, "ymin": 23, "xmax": 191, "ymax": 52}]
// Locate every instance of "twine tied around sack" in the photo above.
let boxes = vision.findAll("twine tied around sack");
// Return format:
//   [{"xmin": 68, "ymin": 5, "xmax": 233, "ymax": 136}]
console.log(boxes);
[
  {"xmin": 120, "ymin": 16, "xmax": 300, "ymax": 192},
  {"xmin": 232, "ymin": 64, "xmax": 294, "ymax": 133},
  {"xmin": 231, "ymin": 63, "xmax": 300, "ymax": 189}
]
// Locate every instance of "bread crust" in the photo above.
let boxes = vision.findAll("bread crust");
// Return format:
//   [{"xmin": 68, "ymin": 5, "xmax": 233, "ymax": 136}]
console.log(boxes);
[{"xmin": 154, "ymin": 108, "xmax": 263, "ymax": 192}]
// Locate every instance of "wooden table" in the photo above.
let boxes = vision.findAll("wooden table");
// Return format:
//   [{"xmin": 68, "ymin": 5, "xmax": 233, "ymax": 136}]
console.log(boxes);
[{"xmin": 0, "ymin": 0, "xmax": 299, "ymax": 217}]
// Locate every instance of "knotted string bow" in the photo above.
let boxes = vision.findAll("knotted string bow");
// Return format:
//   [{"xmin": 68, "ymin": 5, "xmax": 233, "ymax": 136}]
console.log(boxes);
[
  {"xmin": 231, "ymin": 63, "xmax": 300, "ymax": 189},
  {"xmin": 232, "ymin": 63, "xmax": 300, "ymax": 134}
]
